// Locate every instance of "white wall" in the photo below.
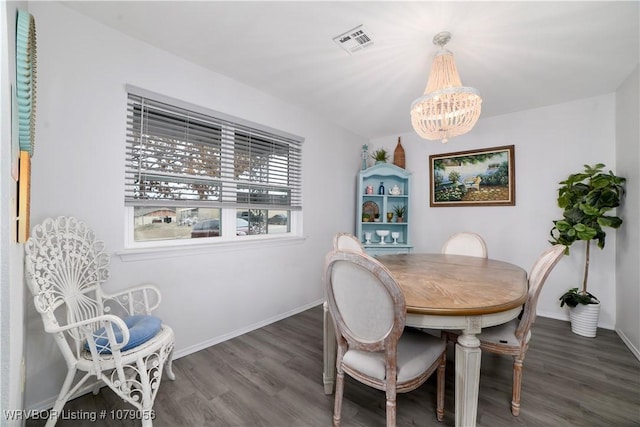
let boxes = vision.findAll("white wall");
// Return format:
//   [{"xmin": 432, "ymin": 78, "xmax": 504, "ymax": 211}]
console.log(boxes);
[
  {"xmin": 615, "ymin": 64, "xmax": 640, "ymax": 358},
  {"xmin": 16, "ymin": 0, "xmax": 639, "ymax": 412},
  {"xmin": 23, "ymin": 1, "xmax": 365, "ymax": 410},
  {"xmin": 370, "ymin": 93, "xmax": 619, "ymax": 327}
]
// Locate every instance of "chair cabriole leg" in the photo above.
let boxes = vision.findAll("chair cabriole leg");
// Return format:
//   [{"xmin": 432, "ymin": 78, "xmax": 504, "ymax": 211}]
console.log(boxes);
[
  {"xmin": 436, "ymin": 352, "xmax": 446, "ymax": 421},
  {"xmin": 385, "ymin": 393, "xmax": 396, "ymax": 427},
  {"xmin": 511, "ymin": 356, "xmax": 524, "ymax": 416},
  {"xmin": 333, "ymin": 367, "xmax": 344, "ymax": 426}
]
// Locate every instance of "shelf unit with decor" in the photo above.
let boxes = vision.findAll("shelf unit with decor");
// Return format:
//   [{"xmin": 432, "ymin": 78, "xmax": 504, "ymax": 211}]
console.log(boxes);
[{"xmin": 356, "ymin": 163, "xmax": 412, "ymax": 256}]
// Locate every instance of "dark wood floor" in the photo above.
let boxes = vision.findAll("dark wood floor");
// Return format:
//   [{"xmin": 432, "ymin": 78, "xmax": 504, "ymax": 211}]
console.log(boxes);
[{"xmin": 27, "ymin": 305, "xmax": 640, "ymax": 427}]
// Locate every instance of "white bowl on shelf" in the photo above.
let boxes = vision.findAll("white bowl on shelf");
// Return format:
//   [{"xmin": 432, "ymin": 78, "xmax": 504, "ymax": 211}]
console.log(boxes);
[
  {"xmin": 376, "ymin": 229, "xmax": 390, "ymax": 245},
  {"xmin": 391, "ymin": 232, "xmax": 400, "ymax": 244}
]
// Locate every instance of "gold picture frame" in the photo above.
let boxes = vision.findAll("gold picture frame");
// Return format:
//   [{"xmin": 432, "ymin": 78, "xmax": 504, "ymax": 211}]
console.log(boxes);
[{"xmin": 429, "ymin": 145, "xmax": 515, "ymax": 207}]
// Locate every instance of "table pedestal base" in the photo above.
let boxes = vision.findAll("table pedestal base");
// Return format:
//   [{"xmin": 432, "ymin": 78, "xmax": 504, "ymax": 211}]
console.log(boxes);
[{"xmin": 455, "ymin": 323, "xmax": 482, "ymax": 427}]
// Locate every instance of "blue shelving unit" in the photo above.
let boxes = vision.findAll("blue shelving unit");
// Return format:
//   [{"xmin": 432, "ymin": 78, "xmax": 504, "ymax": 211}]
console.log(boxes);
[{"xmin": 356, "ymin": 163, "xmax": 412, "ymax": 255}]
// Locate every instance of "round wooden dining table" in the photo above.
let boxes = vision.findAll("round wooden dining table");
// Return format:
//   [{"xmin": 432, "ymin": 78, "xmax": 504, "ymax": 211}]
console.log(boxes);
[{"xmin": 323, "ymin": 253, "xmax": 528, "ymax": 427}]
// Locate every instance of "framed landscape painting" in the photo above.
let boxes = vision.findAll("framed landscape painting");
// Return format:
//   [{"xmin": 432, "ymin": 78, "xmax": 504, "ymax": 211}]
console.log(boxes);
[{"xmin": 429, "ymin": 145, "xmax": 515, "ymax": 207}]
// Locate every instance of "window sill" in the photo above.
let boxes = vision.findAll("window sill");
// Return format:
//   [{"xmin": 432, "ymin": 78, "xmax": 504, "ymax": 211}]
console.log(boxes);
[{"xmin": 116, "ymin": 235, "xmax": 307, "ymax": 262}]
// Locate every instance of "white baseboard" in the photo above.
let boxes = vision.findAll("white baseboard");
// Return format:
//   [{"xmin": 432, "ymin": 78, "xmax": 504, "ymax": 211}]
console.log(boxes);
[
  {"xmin": 537, "ymin": 311, "xmax": 638, "ymax": 361},
  {"xmin": 537, "ymin": 310, "xmax": 615, "ymax": 330},
  {"xmin": 26, "ymin": 382, "xmax": 102, "ymax": 413},
  {"xmin": 173, "ymin": 298, "xmax": 324, "ymax": 359},
  {"xmin": 615, "ymin": 327, "xmax": 640, "ymax": 361},
  {"xmin": 537, "ymin": 310, "xmax": 570, "ymax": 323}
]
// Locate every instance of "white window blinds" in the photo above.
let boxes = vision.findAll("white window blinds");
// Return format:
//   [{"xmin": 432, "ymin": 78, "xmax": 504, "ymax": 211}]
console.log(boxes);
[{"xmin": 125, "ymin": 90, "xmax": 303, "ymax": 210}]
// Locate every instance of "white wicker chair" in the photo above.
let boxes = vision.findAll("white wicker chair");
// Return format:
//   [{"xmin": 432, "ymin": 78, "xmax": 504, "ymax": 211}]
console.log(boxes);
[{"xmin": 24, "ymin": 217, "xmax": 175, "ymax": 427}]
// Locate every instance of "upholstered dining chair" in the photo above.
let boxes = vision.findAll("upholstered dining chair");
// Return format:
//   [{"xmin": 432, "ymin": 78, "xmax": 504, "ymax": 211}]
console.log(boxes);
[
  {"xmin": 324, "ymin": 250, "xmax": 446, "ymax": 426},
  {"xmin": 24, "ymin": 217, "xmax": 175, "ymax": 427},
  {"xmin": 332, "ymin": 231, "xmax": 365, "ymax": 252},
  {"xmin": 445, "ymin": 244, "xmax": 565, "ymax": 416},
  {"xmin": 441, "ymin": 232, "xmax": 488, "ymax": 258}
]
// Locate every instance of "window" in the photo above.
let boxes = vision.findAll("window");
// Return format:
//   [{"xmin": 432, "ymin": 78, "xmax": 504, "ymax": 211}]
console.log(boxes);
[{"xmin": 125, "ymin": 86, "xmax": 303, "ymax": 246}]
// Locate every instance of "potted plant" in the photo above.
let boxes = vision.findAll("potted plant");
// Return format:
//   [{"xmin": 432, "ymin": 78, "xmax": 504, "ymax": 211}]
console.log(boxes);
[
  {"xmin": 393, "ymin": 204, "xmax": 406, "ymax": 222},
  {"xmin": 549, "ymin": 164, "xmax": 626, "ymax": 337},
  {"xmin": 371, "ymin": 148, "xmax": 389, "ymax": 164}
]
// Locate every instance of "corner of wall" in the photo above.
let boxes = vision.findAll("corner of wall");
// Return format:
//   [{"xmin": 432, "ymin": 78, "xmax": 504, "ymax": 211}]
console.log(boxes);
[{"xmin": 615, "ymin": 63, "xmax": 640, "ymax": 360}]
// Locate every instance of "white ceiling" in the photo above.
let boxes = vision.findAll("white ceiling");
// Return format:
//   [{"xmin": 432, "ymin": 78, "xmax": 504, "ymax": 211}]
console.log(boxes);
[{"xmin": 62, "ymin": 1, "xmax": 639, "ymax": 139}]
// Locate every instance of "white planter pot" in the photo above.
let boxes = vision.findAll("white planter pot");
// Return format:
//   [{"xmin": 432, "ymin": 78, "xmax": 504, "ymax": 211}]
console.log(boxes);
[{"xmin": 569, "ymin": 303, "xmax": 600, "ymax": 337}]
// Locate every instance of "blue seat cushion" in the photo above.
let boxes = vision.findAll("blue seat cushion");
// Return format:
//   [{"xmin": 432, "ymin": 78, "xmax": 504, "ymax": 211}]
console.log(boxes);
[{"xmin": 85, "ymin": 315, "xmax": 162, "ymax": 354}]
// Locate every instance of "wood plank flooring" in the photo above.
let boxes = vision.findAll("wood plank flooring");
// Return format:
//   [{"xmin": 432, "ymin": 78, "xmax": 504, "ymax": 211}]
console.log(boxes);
[{"xmin": 27, "ymin": 305, "xmax": 640, "ymax": 426}]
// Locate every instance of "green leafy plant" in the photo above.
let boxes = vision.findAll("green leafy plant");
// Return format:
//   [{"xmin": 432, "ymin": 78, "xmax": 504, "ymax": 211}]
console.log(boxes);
[
  {"xmin": 559, "ymin": 288, "xmax": 598, "ymax": 308},
  {"xmin": 550, "ymin": 164, "xmax": 625, "ymax": 306},
  {"xmin": 393, "ymin": 204, "xmax": 406, "ymax": 218},
  {"xmin": 371, "ymin": 148, "xmax": 389, "ymax": 163}
]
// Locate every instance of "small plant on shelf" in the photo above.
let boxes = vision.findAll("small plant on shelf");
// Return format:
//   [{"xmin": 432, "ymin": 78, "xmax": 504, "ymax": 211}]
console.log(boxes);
[
  {"xmin": 393, "ymin": 204, "xmax": 406, "ymax": 222},
  {"xmin": 371, "ymin": 148, "xmax": 389, "ymax": 164}
]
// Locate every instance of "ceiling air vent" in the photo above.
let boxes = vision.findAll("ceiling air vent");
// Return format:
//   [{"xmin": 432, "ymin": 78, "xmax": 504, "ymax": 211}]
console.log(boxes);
[{"xmin": 333, "ymin": 25, "xmax": 373, "ymax": 55}]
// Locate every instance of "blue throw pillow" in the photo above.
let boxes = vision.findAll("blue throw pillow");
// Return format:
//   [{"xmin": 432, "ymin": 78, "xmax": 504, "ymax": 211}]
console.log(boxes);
[{"xmin": 85, "ymin": 315, "xmax": 162, "ymax": 354}]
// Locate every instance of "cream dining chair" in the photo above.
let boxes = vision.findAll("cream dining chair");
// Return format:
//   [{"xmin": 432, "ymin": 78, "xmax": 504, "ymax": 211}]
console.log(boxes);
[
  {"xmin": 24, "ymin": 217, "xmax": 175, "ymax": 427},
  {"xmin": 332, "ymin": 231, "xmax": 365, "ymax": 252},
  {"xmin": 324, "ymin": 232, "xmax": 366, "ymax": 395},
  {"xmin": 441, "ymin": 232, "xmax": 488, "ymax": 258},
  {"xmin": 324, "ymin": 250, "xmax": 446, "ymax": 426},
  {"xmin": 445, "ymin": 244, "xmax": 565, "ymax": 416}
]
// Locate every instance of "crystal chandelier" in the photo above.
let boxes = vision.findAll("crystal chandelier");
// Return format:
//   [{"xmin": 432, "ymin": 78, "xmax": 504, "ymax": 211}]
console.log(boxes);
[{"xmin": 410, "ymin": 32, "xmax": 482, "ymax": 143}]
